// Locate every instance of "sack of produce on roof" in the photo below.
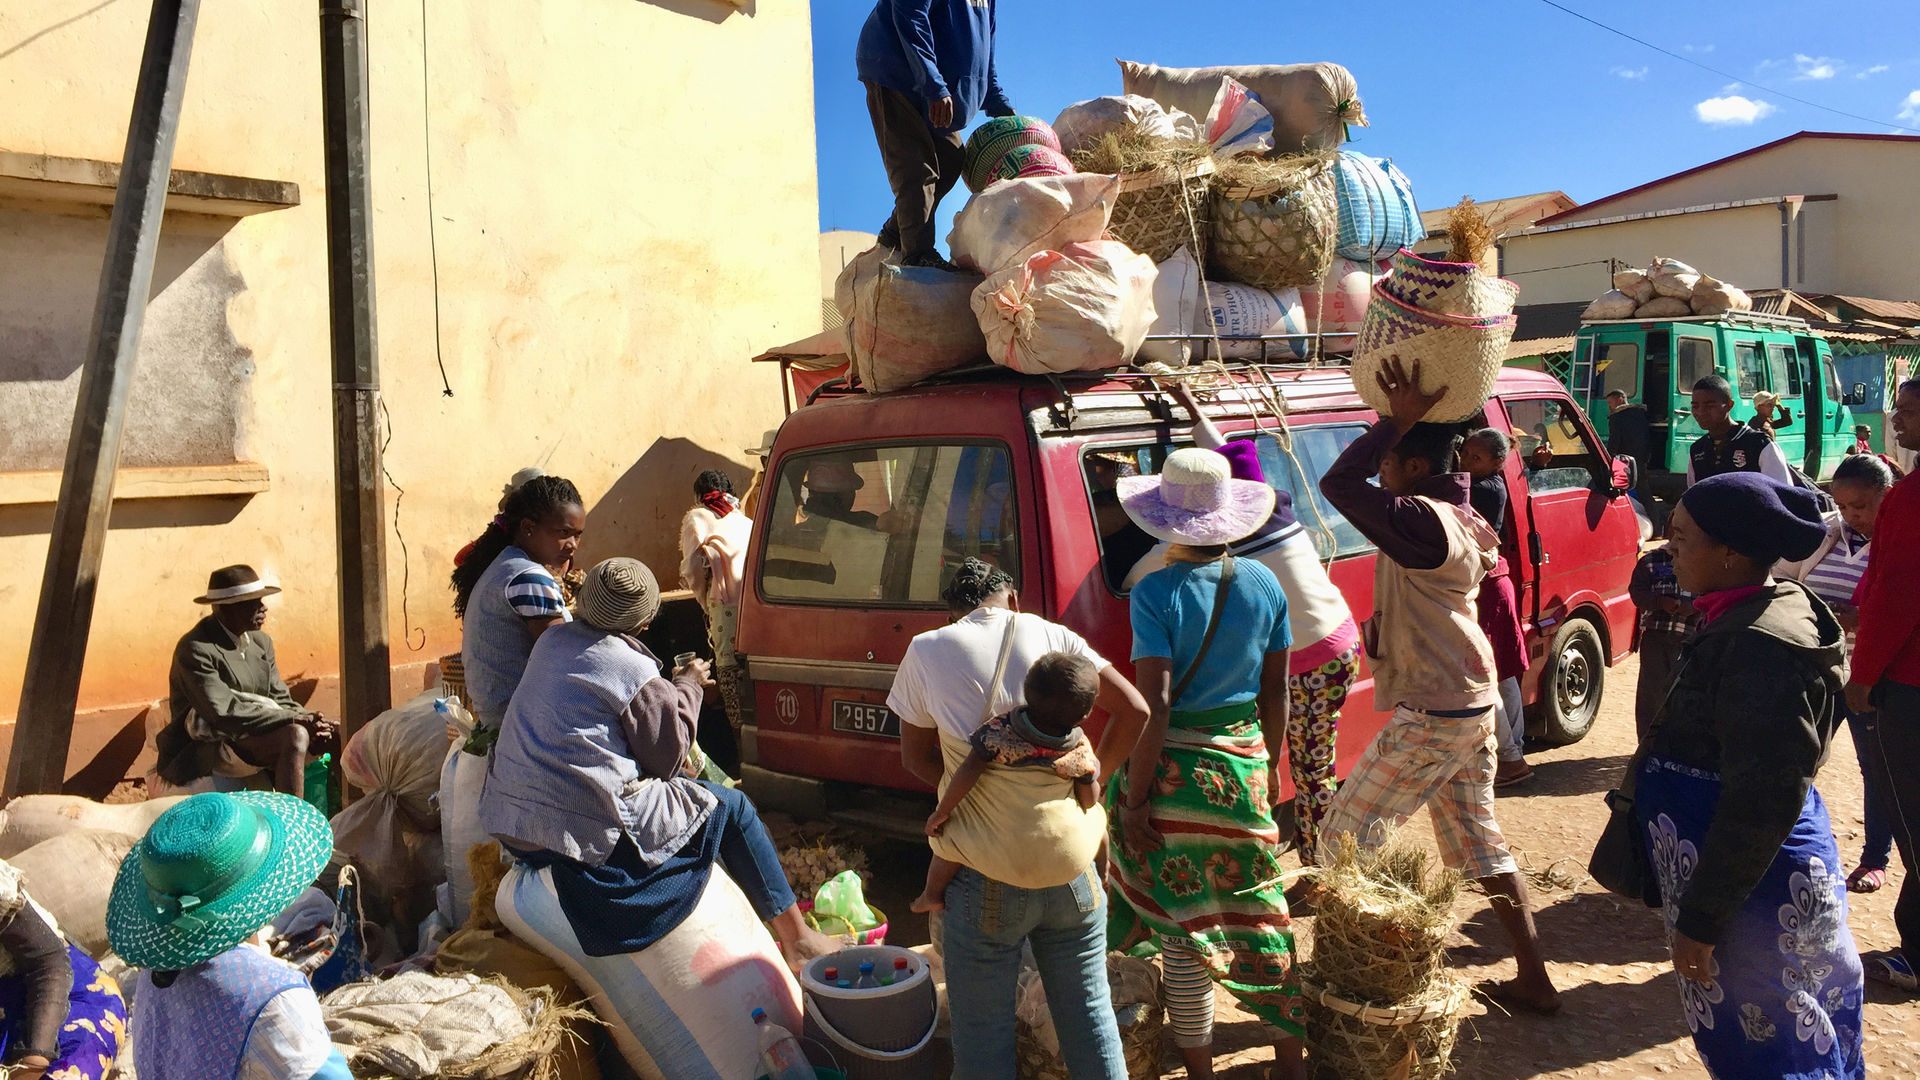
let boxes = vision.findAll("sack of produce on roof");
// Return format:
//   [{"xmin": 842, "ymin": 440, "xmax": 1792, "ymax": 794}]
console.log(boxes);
[
  {"xmin": 950, "ymin": 173, "xmax": 1120, "ymax": 276},
  {"xmin": 1203, "ymin": 77, "xmax": 1276, "ymax": 157},
  {"xmin": 1209, "ymin": 152, "xmax": 1337, "ymax": 290},
  {"xmin": 1118, "ymin": 59, "xmax": 1368, "ymax": 151},
  {"xmin": 1613, "ymin": 267, "xmax": 1655, "ymax": 303},
  {"xmin": 1634, "ymin": 296, "xmax": 1693, "ymax": 318},
  {"xmin": 1353, "ymin": 284, "xmax": 1516, "ymax": 424},
  {"xmin": 1299, "ymin": 256, "xmax": 1384, "ymax": 348},
  {"xmin": 1069, "ymin": 131, "xmax": 1213, "ymax": 264},
  {"xmin": 836, "ymin": 245, "xmax": 987, "ymax": 394},
  {"xmin": 963, "ymin": 115, "xmax": 1063, "ymax": 195},
  {"xmin": 1143, "ymin": 247, "xmax": 1308, "ymax": 364},
  {"xmin": 1330, "ymin": 151, "xmax": 1424, "ymax": 262},
  {"xmin": 1690, "ymin": 274, "xmax": 1753, "ymax": 317},
  {"xmin": 1582, "ymin": 289, "xmax": 1638, "ymax": 321},
  {"xmin": 1647, "ymin": 256, "xmax": 1701, "ymax": 299},
  {"xmin": 1052, "ymin": 94, "xmax": 1197, "ymax": 156},
  {"xmin": 974, "ymin": 240, "xmax": 1158, "ymax": 375}
]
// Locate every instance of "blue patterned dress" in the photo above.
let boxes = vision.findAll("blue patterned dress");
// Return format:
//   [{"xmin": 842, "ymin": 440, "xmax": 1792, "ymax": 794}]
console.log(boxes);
[
  {"xmin": 1637, "ymin": 755, "xmax": 1865, "ymax": 1080},
  {"xmin": 0, "ymin": 943, "xmax": 126, "ymax": 1080}
]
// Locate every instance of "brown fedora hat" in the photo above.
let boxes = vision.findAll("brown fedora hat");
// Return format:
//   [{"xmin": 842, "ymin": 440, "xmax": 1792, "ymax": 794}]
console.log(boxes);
[{"xmin": 194, "ymin": 565, "xmax": 282, "ymax": 607}]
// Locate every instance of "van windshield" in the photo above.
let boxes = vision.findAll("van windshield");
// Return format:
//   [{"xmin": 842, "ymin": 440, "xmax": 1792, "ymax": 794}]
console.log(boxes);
[
  {"xmin": 759, "ymin": 443, "xmax": 1018, "ymax": 607},
  {"xmin": 1083, "ymin": 424, "xmax": 1375, "ymax": 592}
]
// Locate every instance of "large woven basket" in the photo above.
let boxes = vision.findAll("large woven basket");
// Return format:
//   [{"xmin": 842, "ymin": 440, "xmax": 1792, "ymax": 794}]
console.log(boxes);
[
  {"xmin": 1108, "ymin": 156, "xmax": 1215, "ymax": 264},
  {"xmin": 1382, "ymin": 249, "xmax": 1519, "ymax": 319},
  {"xmin": 1209, "ymin": 169, "xmax": 1336, "ymax": 290},
  {"xmin": 1352, "ymin": 283, "xmax": 1516, "ymax": 424},
  {"xmin": 1298, "ymin": 972, "xmax": 1470, "ymax": 1080}
]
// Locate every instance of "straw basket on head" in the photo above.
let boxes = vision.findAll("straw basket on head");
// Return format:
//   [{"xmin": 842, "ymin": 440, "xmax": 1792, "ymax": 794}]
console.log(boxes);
[
  {"xmin": 1209, "ymin": 159, "xmax": 1337, "ymax": 291},
  {"xmin": 1107, "ymin": 156, "xmax": 1215, "ymax": 265},
  {"xmin": 1381, "ymin": 249, "xmax": 1520, "ymax": 320},
  {"xmin": 1352, "ymin": 284, "xmax": 1516, "ymax": 424},
  {"xmin": 1298, "ymin": 971, "xmax": 1472, "ymax": 1080}
]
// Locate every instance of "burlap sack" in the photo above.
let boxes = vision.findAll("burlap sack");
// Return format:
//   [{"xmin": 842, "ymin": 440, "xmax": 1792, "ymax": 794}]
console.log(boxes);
[{"xmin": 1119, "ymin": 59, "xmax": 1367, "ymax": 150}]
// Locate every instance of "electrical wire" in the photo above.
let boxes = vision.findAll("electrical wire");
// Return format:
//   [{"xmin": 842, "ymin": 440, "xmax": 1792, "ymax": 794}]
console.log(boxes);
[
  {"xmin": 420, "ymin": 0, "xmax": 453, "ymax": 396},
  {"xmin": 1534, "ymin": 0, "xmax": 1920, "ymax": 134},
  {"xmin": 377, "ymin": 396, "xmax": 427, "ymax": 652}
]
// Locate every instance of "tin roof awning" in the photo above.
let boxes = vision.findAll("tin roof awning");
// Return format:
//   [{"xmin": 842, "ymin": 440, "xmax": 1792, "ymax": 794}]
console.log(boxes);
[
  {"xmin": 0, "ymin": 151, "xmax": 299, "ymax": 218},
  {"xmin": 752, "ymin": 327, "xmax": 848, "ymax": 370}
]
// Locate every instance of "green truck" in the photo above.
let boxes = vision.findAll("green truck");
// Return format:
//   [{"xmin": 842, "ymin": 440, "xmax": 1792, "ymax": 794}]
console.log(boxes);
[{"xmin": 1571, "ymin": 311, "xmax": 1854, "ymax": 501}]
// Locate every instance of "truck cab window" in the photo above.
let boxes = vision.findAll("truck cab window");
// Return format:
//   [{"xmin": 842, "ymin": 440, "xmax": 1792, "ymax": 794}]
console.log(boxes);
[
  {"xmin": 760, "ymin": 443, "xmax": 1018, "ymax": 606},
  {"xmin": 1506, "ymin": 398, "xmax": 1604, "ymax": 494},
  {"xmin": 1676, "ymin": 337, "xmax": 1715, "ymax": 391}
]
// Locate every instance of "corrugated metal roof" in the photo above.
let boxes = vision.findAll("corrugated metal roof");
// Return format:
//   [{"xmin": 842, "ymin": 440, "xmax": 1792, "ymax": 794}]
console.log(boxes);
[
  {"xmin": 1826, "ymin": 295, "xmax": 1920, "ymax": 322},
  {"xmin": 1508, "ymin": 336, "xmax": 1574, "ymax": 359}
]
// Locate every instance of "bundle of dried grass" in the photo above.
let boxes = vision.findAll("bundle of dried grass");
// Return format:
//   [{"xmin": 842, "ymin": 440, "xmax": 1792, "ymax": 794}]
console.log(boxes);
[
  {"xmin": 1067, "ymin": 132, "xmax": 1215, "ymax": 263},
  {"xmin": 1068, "ymin": 131, "xmax": 1209, "ymax": 176},
  {"xmin": 1445, "ymin": 198, "xmax": 1497, "ymax": 268}
]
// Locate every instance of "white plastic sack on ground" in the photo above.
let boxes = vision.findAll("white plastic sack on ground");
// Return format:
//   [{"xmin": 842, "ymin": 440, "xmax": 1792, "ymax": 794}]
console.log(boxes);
[
  {"xmin": 0, "ymin": 795, "xmax": 184, "ymax": 858},
  {"xmin": 1690, "ymin": 275, "xmax": 1752, "ymax": 317},
  {"xmin": 439, "ymin": 745, "xmax": 493, "ymax": 928},
  {"xmin": 1203, "ymin": 77, "xmax": 1275, "ymax": 157},
  {"xmin": 333, "ymin": 691, "xmax": 454, "ymax": 898},
  {"xmin": 835, "ymin": 245, "xmax": 987, "ymax": 394},
  {"xmin": 1299, "ymin": 256, "xmax": 1381, "ymax": 345},
  {"xmin": 13, "ymin": 829, "xmax": 136, "ymax": 957},
  {"xmin": 1635, "ymin": 296, "xmax": 1692, "ymax": 318},
  {"xmin": 1583, "ymin": 290, "xmax": 1638, "ymax": 321},
  {"xmin": 1120, "ymin": 59, "xmax": 1367, "ymax": 151},
  {"xmin": 974, "ymin": 240, "xmax": 1157, "ymax": 375},
  {"xmin": 1052, "ymin": 95, "xmax": 1183, "ymax": 156},
  {"xmin": 325, "ymin": 970, "xmax": 529, "ymax": 1079},
  {"xmin": 1649, "ymin": 257, "xmax": 1700, "ymax": 299},
  {"xmin": 949, "ymin": 174, "xmax": 1121, "ymax": 276}
]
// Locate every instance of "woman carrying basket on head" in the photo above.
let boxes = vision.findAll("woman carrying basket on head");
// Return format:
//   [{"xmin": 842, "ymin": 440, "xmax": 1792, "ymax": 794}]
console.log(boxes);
[{"xmin": 1107, "ymin": 447, "xmax": 1305, "ymax": 1080}]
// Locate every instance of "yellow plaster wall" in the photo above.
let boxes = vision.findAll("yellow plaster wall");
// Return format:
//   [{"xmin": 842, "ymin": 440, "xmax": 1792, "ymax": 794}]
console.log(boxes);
[
  {"xmin": 0, "ymin": 0, "xmax": 819, "ymax": 746},
  {"xmin": 1500, "ymin": 204, "xmax": 1790, "ymax": 306}
]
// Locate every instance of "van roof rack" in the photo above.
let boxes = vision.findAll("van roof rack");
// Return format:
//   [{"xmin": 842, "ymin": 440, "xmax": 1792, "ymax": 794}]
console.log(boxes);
[{"xmin": 1581, "ymin": 310, "xmax": 1815, "ymax": 333}]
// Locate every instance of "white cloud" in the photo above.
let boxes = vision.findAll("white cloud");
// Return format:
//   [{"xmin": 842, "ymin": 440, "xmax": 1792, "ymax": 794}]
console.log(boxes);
[
  {"xmin": 1695, "ymin": 95, "xmax": 1777, "ymax": 126},
  {"xmin": 1898, "ymin": 89, "xmax": 1920, "ymax": 125},
  {"xmin": 1793, "ymin": 54, "xmax": 1839, "ymax": 80},
  {"xmin": 1859, "ymin": 64, "xmax": 1890, "ymax": 79},
  {"xmin": 1683, "ymin": 44, "xmax": 1715, "ymax": 54},
  {"xmin": 1610, "ymin": 65, "xmax": 1649, "ymax": 80}
]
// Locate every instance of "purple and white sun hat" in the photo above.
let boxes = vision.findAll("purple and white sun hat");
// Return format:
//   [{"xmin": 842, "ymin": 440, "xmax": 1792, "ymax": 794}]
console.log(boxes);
[{"xmin": 1116, "ymin": 447, "xmax": 1277, "ymax": 546}]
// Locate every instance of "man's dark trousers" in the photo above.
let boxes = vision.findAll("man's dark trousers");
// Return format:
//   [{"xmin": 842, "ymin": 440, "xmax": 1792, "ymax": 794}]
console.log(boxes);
[
  {"xmin": 1865, "ymin": 679, "xmax": 1920, "ymax": 962},
  {"xmin": 866, "ymin": 83, "xmax": 964, "ymax": 257}
]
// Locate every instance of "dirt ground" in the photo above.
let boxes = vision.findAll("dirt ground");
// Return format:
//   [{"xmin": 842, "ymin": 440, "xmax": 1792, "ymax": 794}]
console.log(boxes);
[{"xmin": 857, "ymin": 652, "xmax": 1919, "ymax": 1079}]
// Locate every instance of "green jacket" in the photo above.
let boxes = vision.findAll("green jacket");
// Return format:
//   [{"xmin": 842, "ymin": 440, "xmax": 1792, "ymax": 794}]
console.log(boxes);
[{"xmin": 166, "ymin": 616, "xmax": 301, "ymax": 740}]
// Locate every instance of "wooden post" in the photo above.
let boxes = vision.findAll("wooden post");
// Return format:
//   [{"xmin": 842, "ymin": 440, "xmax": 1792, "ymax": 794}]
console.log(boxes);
[
  {"xmin": 320, "ymin": 0, "xmax": 392, "ymax": 744},
  {"xmin": 6, "ymin": 0, "xmax": 203, "ymax": 797}
]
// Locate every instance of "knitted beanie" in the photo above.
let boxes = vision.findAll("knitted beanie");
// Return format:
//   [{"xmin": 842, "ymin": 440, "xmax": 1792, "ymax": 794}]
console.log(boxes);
[
  {"xmin": 576, "ymin": 557, "xmax": 660, "ymax": 634},
  {"xmin": 1679, "ymin": 473, "xmax": 1827, "ymax": 564}
]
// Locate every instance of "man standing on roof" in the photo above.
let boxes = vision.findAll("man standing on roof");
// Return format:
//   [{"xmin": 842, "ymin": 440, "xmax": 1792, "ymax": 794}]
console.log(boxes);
[
  {"xmin": 857, "ymin": 0, "xmax": 1013, "ymax": 270},
  {"xmin": 1686, "ymin": 375, "xmax": 1792, "ymax": 487},
  {"xmin": 1316, "ymin": 356, "xmax": 1560, "ymax": 1016}
]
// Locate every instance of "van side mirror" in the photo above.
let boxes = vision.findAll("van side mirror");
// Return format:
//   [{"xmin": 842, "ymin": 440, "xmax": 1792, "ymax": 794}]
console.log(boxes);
[
  {"xmin": 1610, "ymin": 454, "xmax": 1638, "ymax": 496},
  {"xmin": 1848, "ymin": 382, "xmax": 1868, "ymax": 406}
]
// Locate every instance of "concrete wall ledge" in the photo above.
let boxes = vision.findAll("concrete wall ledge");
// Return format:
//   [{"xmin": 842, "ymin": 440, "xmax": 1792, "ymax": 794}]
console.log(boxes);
[
  {"xmin": 0, "ymin": 462, "xmax": 270, "ymax": 506},
  {"xmin": 0, "ymin": 151, "xmax": 300, "ymax": 218}
]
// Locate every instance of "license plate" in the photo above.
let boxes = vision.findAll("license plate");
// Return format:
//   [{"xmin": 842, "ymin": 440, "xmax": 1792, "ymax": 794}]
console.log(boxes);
[{"xmin": 831, "ymin": 700, "xmax": 898, "ymax": 738}]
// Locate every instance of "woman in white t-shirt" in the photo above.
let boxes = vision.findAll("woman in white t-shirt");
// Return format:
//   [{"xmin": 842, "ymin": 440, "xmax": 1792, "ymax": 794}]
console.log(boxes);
[{"xmin": 887, "ymin": 558, "xmax": 1147, "ymax": 1080}]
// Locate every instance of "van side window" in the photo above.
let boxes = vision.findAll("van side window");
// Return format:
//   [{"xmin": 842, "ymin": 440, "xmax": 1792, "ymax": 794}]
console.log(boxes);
[
  {"xmin": 1506, "ymin": 398, "xmax": 1604, "ymax": 495},
  {"xmin": 1676, "ymin": 337, "xmax": 1715, "ymax": 390},
  {"xmin": 760, "ymin": 443, "xmax": 1018, "ymax": 606},
  {"xmin": 1733, "ymin": 341, "xmax": 1766, "ymax": 399},
  {"xmin": 1767, "ymin": 343, "xmax": 1801, "ymax": 398},
  {"xmin": 1592, "ymin": 342, "xmax": 1639, "ymax": 399}
]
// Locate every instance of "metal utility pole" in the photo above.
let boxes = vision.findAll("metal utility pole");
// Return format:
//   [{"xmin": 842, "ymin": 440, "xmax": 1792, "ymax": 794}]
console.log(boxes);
[
  {"xmin": 7, "ymin": 0, "xmax": 203, "ymax": 797},
  {"xmin": 320, "ymin": 0, "xmax": 392, "ymax": 742}
]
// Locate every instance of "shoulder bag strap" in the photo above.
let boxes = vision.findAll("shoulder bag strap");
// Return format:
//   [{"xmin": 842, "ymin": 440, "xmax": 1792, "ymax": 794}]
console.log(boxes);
[
  {"xmin": 981, "ymin": 612, "xmax": 1020, "ymax": 726},
  {"xmin": 1169, "ymin": 556, "xmax": 1235, "ymax": 710}
]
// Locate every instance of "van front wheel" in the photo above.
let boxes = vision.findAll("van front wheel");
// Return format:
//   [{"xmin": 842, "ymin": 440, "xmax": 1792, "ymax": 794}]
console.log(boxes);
[{"xmin": 1536, "ymin": 617, "xmax": 1604, "ymax": 746}]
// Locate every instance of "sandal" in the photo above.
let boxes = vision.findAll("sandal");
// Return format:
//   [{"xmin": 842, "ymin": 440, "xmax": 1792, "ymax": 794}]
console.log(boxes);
[
  {"xmin": 1865, "ymin": 952, "xmax": 1918, "ymax": 993},
  {"xmin": 1848, "ymin": 866, "xmax": 1888, "ymax": 893}
]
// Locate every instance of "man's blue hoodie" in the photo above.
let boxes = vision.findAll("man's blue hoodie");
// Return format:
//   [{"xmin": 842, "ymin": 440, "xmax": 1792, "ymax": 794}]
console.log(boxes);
[{"xmin": 856, "ymin": 0, "xmax": 1011, "ymax": 133}]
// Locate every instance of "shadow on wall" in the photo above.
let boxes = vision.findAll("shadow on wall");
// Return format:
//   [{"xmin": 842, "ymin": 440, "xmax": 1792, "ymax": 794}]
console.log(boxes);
[
  {"xmin": 578, "ymin": 435, "xmax": 755, "ymax": 581},
  {"xmin": 0, "ymin": 494, "xmax": 252, "ymax": 538},
  {"xmin": 635, "ymin": 0, "xmax": 754, "ymax": 23}
]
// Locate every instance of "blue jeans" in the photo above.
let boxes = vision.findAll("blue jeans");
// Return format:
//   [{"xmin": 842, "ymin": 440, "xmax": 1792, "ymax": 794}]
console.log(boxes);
[
  {"xmin": 699, "ymin": 781, "xmax": 796, "ymax": 920},
  {"xmin": 941, "ymin": 867, "xmax": 1126, "ymax": 1080},
  {"xmin": 1848, "ymin": 713, "xmax": 1895, "ymax": 871}
]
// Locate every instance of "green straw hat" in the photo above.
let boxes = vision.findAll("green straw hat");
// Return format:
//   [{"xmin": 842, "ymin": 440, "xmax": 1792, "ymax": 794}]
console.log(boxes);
[{"xmin": 107, "ymin": 791, "xmax": 333, "ymax": 971}]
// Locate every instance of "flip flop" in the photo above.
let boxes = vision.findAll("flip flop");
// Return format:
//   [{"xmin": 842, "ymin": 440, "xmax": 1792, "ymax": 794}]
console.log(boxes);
[
  {"xmin": 1865, "ymin": 952, "xmax": 1918, "ymax": 993},
  {"xmin": 1475, "ymin": 978, "xmax": 1563, "ymax": 1017},
  {"xmin": 1848, "ymin": 866, "xmax": 1888, "ymax": 893}
]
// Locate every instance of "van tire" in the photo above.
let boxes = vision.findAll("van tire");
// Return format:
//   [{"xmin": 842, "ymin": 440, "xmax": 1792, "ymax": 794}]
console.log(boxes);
[{"xmin": 1536, "ymin": 616, "xmax": 1604, "ymax": 746}]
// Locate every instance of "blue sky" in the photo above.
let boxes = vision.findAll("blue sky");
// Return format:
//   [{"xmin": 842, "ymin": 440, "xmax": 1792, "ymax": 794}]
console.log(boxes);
[{"xmin": 812, "ymin": 1, "xmax": 1920, "ymax": 240}]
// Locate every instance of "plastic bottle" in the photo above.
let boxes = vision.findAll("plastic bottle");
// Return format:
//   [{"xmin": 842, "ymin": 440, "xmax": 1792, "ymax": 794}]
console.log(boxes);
[
  {"xmin": 752, "ymin": 1008, "xmax": 813, "ymax": 1080},
  {"xmin": 854, "ymin": 961, "xmax": 880, "ymax": 989},
  {"xmin": 822, "ymin": 966, "xmax": 838, "ymax": 985},
  {"xmin": 891, "ymin": 957, "xmax": 910, "ymax": 984}
]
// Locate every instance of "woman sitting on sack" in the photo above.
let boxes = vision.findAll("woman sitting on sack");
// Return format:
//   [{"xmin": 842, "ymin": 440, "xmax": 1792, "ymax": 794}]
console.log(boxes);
[
  {"xmin": 1632, "ymin": 473, "xmax": 1864, "ymax": 1079},
  {"xmin": 479, "ymin": 559, "xmax": 836, "ymax": 1069},
  {"xmin": 109, "ymin": 791, "xmax": 348, "ymax": 1080}
]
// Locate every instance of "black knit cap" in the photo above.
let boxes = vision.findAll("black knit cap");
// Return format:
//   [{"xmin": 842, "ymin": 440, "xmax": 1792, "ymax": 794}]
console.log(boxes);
[{"xmin": 1679, "ymin": 473, "xmax": 1828, "ymax": 563}]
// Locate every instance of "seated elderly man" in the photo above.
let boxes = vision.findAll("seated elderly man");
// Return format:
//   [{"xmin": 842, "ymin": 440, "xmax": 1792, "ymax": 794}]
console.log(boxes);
[{"xmin": 155, "ymin": 565, "xmax": 336, "ymax": 797}]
